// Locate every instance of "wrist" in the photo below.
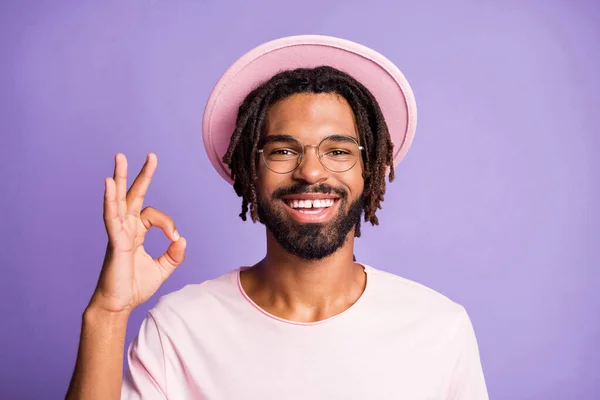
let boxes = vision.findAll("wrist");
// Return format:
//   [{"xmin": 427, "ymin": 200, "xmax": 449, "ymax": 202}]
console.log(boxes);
[{"xmin": 83, "ymin": 304, "xmax": 131, "ymax": 326}]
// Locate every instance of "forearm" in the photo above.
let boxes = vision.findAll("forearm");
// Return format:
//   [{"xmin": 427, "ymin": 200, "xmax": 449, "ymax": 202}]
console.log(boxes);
[{"xmin": 66, "ymin": 306, "xmax": 130, "ymax": 400}]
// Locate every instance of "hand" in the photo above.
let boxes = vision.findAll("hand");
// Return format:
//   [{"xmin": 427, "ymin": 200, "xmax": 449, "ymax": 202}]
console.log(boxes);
[{"xmin": 89, "ymin": 153, "xmax": 187, "ymax": 314}]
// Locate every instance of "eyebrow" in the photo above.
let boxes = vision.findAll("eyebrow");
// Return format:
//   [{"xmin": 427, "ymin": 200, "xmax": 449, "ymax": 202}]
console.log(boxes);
[
  {"xmin": 325, "ymin": 134, "xmax": 359, "ymax": 144},
  {"xmin": 260, "ymin": 134, "xmax": 359, "ymax": 146},
  {"xmin": 260, "ymin": 135, "xmax": 299, "ymax": 146}
]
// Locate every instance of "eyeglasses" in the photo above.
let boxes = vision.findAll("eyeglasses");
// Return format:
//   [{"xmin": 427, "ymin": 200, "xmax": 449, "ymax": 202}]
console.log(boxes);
[{"xmin": 257, "ymin": 135, "xmax": 364, "ymax": 174}]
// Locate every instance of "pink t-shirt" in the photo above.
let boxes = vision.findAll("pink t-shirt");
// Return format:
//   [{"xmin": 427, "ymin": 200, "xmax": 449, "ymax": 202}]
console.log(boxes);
[{"xmin": 121, "ymin": 264, "xmax": 488, "ymax": 399}]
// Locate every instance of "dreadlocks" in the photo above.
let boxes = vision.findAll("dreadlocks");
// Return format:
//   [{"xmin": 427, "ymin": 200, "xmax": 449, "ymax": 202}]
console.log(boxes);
[{"xmin": 222, "ymin": 66, "xmax": 395, "ymax": 238}]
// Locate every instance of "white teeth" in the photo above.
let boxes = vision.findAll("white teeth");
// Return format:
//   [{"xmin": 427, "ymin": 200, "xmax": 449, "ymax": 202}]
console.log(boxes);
[{"xmin": 287, "ymin": 199, "xmax": 335, "ymax": 209}]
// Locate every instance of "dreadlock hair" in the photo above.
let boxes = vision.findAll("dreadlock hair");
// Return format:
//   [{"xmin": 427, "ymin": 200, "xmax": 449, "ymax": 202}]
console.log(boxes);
[{"xmin": 222, "ymin": 66, "xmax": 395, "ymax": 238}]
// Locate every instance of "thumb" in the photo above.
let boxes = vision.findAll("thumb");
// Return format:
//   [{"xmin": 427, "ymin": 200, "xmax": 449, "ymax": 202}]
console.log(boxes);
[{"xmin": 156, "ymin": 237, "xmax": 187, "ymax": 277}]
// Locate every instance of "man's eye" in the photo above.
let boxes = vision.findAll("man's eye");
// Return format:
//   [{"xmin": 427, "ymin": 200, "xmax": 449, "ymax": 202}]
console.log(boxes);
[
  {"xmin": 328, "ymin": 149, "xmax": 351, "ymax": 156},
  {"xmin": 272, "ymin": 149, "xmax": 296, "ymax": 155}
]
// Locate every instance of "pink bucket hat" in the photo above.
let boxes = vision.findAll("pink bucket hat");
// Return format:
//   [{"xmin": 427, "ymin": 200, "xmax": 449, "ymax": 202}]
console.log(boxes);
[{"xmin": 202, "ymin": 35, "xmax": 418, "ymax": 184}]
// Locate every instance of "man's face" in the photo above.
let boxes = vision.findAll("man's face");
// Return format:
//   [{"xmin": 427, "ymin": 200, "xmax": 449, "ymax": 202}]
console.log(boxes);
[{"xmin": 256, "ymin": 92, "xmax": 365, "ymax": 260}]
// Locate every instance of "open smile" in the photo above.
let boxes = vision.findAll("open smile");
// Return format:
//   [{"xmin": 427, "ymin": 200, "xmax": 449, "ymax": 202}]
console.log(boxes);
[{"xmin": 281, "ymin": 194, "xmax": 341, "ymax": 223}]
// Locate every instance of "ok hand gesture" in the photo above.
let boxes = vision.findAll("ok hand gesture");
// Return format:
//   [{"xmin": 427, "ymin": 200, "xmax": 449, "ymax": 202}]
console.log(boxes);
[{"xmin": 90, "ymin": 153, "xmax": 187, "ymax": 314}]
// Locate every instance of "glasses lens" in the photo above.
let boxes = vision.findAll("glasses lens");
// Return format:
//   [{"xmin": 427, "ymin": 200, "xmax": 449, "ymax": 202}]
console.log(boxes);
[
  {"xmin": 319, "ymin": 137, "xmax": 360, "ymax": 172},
  {"xmin": 262, "ymin": 139, "xmax": 302, "ymax": 173}
]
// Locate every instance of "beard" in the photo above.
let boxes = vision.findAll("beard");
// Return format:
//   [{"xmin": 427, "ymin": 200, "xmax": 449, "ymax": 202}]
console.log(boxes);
[{"xmin": 257, "ymin": 183, "xmax": 364, "ymax": 261}]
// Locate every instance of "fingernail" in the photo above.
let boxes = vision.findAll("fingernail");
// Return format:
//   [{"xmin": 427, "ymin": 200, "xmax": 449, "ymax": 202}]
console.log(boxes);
[{"xmin": 173, "ymin": 230, "xmax": 180, "ymax": 240}]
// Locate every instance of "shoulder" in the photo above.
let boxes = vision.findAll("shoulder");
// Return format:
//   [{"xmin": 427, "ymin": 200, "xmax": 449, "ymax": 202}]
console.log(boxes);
[
  {"xmin": 148, "ymin": 268, "xmax": 241, "ymax": 323},
  {"xmin": 364, "ymin": 264, "xmax": 466, "ymax": 317}
]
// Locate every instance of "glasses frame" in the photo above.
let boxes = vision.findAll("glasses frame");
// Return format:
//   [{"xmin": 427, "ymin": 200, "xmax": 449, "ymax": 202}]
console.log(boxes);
[{"xmin": 257, "ymin": 135, "xmax": 364, "ymax": 174}]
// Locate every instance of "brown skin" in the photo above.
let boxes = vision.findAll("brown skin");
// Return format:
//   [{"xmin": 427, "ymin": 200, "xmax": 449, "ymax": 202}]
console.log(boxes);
[
  {"xmin": 65, "ymin": 92, "xmax": 367, "ymax": 399},
  {"xmin": 66, "ymin": 153, "xmax": 186, "ymax": 399},
  {"xmin": 240, "ymin": 92, "xmax": 367, "ymax": 323}
]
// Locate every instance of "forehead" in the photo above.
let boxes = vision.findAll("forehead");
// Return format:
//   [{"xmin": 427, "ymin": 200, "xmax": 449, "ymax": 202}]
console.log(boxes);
[{"xmin": 263, "ymin": 92, "xmax": 358, "ymax": 142}]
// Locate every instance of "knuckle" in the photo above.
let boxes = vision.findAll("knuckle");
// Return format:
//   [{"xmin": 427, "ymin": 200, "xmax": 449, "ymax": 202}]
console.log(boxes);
[
  {"xmin": 141, "ymin": 205, "xmax": 155, "ymax": 215},
  {"xmin": 129, "ymin": 190, "xmax": 146, "ymax": 202},
  {"xmin": 140, "ymin": 206, "xmax": 175, "ymax": 230}
]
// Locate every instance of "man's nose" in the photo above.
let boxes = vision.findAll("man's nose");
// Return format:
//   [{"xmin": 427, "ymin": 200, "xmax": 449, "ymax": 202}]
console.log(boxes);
[{"xmin": 292, "ymin": 146, "xmax": 329, "ymax": 183}]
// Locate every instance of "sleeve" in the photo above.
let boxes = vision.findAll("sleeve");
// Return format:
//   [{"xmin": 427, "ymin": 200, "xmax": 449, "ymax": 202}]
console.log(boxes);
[
  {"xmin": 121, "ymin": 312, "xmax": 168, "ymax": 400},
  {"xmin": 445, "ymin": 309, "xmax": 489, "ymax": 400}
]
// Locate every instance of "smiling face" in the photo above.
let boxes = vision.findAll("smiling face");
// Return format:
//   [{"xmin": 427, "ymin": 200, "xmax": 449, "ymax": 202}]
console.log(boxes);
[{"xmin": 256, "ymin": 92, "xmax": 365, "ymax": 260}]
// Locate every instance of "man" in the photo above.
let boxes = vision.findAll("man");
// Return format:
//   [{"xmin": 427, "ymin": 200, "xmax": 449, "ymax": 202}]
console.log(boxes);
[{"xmin": 66, "ymin": 35, "xmax": 488, "ymax": 399}]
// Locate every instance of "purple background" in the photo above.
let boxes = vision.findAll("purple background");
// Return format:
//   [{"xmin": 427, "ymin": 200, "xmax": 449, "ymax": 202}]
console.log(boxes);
[{"xmin": 1, "ymin": 1, "xmax": 598, "ymax": 399}]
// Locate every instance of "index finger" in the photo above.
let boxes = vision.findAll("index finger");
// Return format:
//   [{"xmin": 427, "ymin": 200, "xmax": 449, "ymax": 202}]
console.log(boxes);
[{"xmin": 126, "ymin": 153, "xmax": 158, "ymax": 216}]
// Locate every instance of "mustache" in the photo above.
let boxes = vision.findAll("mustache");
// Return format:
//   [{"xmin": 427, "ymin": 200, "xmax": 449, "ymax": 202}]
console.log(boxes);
[{"xmin": 272, "ymin": 183, "xmax": 348, "ymax": 200}]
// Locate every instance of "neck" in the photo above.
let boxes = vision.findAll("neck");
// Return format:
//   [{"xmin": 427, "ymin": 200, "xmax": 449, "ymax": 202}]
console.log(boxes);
[{"xmin": 241, "ymin": 229, "xmax": 366, "ymax": 323}]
